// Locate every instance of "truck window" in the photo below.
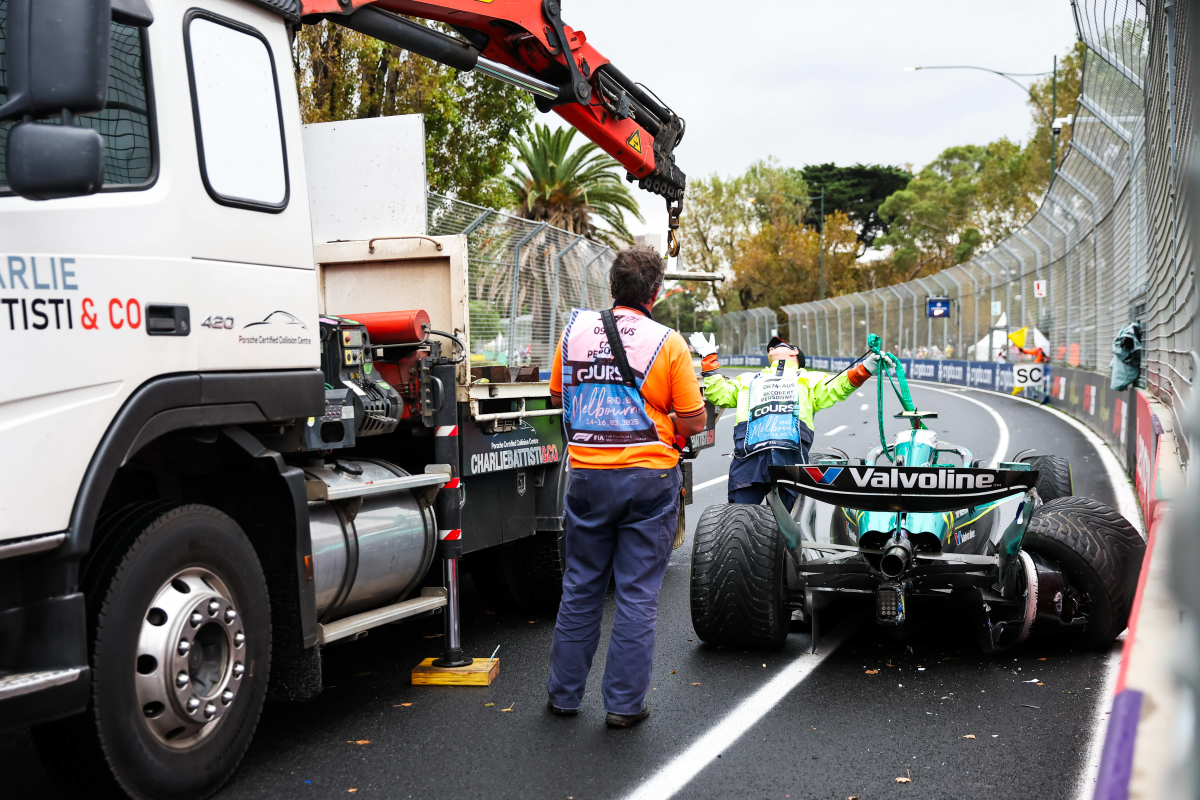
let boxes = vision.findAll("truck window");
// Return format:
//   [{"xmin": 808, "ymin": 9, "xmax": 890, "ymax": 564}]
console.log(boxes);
[
  {"xmin": 184, "ymin": 12, "xmax": 288, "ymax": 211},
  {"xmin": 0, "ymin": 2, "xmax": 156, "ymax": 192}
]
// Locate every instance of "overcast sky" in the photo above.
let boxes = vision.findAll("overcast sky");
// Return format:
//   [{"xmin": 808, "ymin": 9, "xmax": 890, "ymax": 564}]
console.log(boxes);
[{"xmin": 556, "ymin": 0, "xmax": 1079, "ymax": 240}]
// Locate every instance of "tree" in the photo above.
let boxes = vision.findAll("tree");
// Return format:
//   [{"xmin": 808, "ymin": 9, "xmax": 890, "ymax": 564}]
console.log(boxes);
[
  {"xmin": 1024, "ymin": 41, "xmax": 1085, "ymax": 190},
  {"xmin": 505, "ymin": 124, "xmax": 643, "ymax": 248},
  {"xmin": 678, "ymin": 158, "xmax": 810, "ymax": 313},
  {"xmin": 730, "ymin": 212, "xmax": 862, "ymax": 311},
  {"xmin": 875, "ymin": 144, "xmax": 991, "ymax": 280},
  {"xmin": 799, "ymin": 163, "xmax": 912, "ymax": 253},
  {"xmin": 292, "ymin": 19, "xmax": 533, "ymax": 208},
  {"xmin": 872, "ymin": 41, "xmax": 1084, "ymax": 281}
]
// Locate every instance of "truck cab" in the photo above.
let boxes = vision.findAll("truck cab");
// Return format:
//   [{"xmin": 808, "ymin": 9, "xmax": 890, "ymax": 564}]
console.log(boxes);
[{"xmin": 0, "ymin": 2, "xmax": 581, "ymax": 797}]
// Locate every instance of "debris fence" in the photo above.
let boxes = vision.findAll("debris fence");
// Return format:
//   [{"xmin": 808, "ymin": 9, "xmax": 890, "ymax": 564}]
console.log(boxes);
[
  {"xmin": 427, "ymin": 192, "xmax": 614, "ymax": 369},
  {"xmin": 713, "ymin": 0, "xmax": 1195, "ymax": 450}
]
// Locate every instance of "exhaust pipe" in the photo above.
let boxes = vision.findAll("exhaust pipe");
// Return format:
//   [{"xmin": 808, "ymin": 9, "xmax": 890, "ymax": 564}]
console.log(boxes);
[{"xmin": 879, "ymin": 536, "xmax": 913, "ymax": 579}]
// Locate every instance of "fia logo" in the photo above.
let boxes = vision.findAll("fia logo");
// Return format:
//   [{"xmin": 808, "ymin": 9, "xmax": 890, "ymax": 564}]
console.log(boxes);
[{"xmin": 802, "ymin": 466, "xmax": 843, "ymax": 485}]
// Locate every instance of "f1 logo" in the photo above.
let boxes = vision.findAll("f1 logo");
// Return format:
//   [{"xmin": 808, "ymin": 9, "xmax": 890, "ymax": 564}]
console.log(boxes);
[{"xmin": 803, "ymin": 467, "xmax": 843, "ymax": 484}]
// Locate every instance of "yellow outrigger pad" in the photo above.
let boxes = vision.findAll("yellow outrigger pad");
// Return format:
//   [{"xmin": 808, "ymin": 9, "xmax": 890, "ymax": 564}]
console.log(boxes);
[{"xmin": 411, "ymin": 658, "xmax": 499, "ymax": 686}]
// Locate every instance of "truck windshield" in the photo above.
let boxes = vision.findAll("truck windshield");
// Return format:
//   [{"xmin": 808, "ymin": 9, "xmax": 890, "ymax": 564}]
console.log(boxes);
[{"xmin": 0, "ymin": 2, "xmax": 155, "ymax": 191}]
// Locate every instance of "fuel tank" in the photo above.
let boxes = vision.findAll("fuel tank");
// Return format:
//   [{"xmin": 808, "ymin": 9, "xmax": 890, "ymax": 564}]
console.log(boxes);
[{"xmin": 305, "ymin": 459, "xmax": 438, "ymax": 622}]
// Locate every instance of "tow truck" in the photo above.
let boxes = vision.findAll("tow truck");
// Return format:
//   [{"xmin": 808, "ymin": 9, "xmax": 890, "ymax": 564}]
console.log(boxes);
[{"xmin": 0, "ymin": 1, "xmax": 704, "ymax": 797}]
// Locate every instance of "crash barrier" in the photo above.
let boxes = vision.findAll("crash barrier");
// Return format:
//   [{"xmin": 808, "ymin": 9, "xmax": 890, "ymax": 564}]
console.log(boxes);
[
  {"xmin": 711, "ymin": 0, "xmax": 1194, "ymax": 469},
  {"xmin": 426, "ymin": 192, "xmax": 615, "ymax": 369}
]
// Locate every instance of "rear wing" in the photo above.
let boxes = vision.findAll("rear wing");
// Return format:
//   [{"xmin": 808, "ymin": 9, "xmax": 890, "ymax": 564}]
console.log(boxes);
[{"xmin": 769, "ymin": 464, "xmax": 1038, "ymax": 513}]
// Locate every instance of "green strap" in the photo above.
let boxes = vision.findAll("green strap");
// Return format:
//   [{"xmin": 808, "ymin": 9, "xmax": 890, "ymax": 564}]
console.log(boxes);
[{"xmin": 867, "ymin": 334, "xmax": 920, "ymax": 463}]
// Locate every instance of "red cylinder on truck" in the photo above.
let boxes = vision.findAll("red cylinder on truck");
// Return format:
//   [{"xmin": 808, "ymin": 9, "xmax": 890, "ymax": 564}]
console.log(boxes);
[{"xmin": 343, "ymin": 310, "xmax": 430, "ymax": 344}]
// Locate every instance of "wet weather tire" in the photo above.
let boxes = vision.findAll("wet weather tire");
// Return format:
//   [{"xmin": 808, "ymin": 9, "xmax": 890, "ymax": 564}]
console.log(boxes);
[
  {"xmin": 1020, "ymin": 454, "xmax": 1074, "ymax": 502},
  {"xmin": 690, "ymin": 503, "xmax": 788, "ymax": 648},
  {"xmin": 32, "ymin": 503, "xmax": 271, "ymax": 800},
  {"xmin": 1022, "ymin": 496, "xmax": 1144, "ymax": 649}
]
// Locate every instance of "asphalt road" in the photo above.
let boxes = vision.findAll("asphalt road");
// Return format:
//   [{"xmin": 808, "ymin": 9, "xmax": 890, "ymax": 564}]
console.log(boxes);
[{"xmin": 0, "ymin": 378, "xmax": 1127, "ymax": 800}]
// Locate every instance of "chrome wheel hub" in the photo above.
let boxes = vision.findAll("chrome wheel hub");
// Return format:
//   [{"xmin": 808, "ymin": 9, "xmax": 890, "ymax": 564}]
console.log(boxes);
[{"xmin": 135, "ymin": 568, "xmax": 246, "ymax": 747}]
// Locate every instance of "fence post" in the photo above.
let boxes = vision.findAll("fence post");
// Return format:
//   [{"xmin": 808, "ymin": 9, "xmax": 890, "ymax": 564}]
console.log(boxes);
[
  {"xmin": 939, "ymin": 269, "xmax": 964, "ymax": 354},
  {"xmin": 1013, "ymin": 230, "xmax": 1046, "ymax": 334},
  {"xmin": 578, "ymin": 246, "xmax": 611, "ymax": 311},
  {"xmin": 821, "ymin": 301, "xmax": 833, "ymax": 357},
  {"xmin": 1024, "ymin": 224, "xmax": 1056, "ymax": 332},
  {"xmin": 857, "ymin": 292, "xmax": 871, "ymax": 353},
  {"xmin": 811, "ymin": 302, "xmax": 820, "ymax": 352},
  {"xmin": 1047, "ymin": 197, "xmax": 1085, "ymax": 366},
  {"xmin": 977, "ymin": 258, "xmax": 1001, "ymax": 358},
  {"xmin": 998, "ymin": 241, "xmax": 1028, "ymax": 332},
  {"xmin": 1056, "ymin": 171, "xmax": 1102, "ymax": 369},
  {"xmin": 1042, "ymin": 212, "xmax": 1073, "ymax": 359},
  {"xmin": 986, "ymin": 252, "xmax": 1012, "ymax": 343},
  {"xmin": 895, "ymin": 283, "xmax": 914, "ymax": 355},
  {"xmin": 887, "ymin": 286, "xmax": 905, "ymax": 355},
  {"xmin": 549, "ymin": 234, "xmax": 586, "ymax": 356},
  {"xmin": 929, "ymin": 273, "xmax": 953, "ymax": 352},
  {"xmin": 509, "ymin": 222, "xmax": 548, "ymax": 366},
  {"xmin": 834, "ymin": 297, "xmax": 849, "ymax": 355}
]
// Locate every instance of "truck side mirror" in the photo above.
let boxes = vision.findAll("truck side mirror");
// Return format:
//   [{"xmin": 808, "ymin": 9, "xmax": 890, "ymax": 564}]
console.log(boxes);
[
  {"xmin": 1, "ymin": 0, "xmax": 111, "ymax": 200},
  {"xmin": 7, "ymin": 122, "xmax": 106, "ymax": 200},
  {"xmin": 0, "ymin": 0, "xmax": 111, "ymax": 119}
]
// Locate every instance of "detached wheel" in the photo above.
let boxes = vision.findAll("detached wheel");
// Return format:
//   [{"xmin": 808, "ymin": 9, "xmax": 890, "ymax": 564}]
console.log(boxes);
[
  {"xmin": 33, "ymin": 503, "xmax": 271, "ymax": 800},
  {"xmin": 690, "ymin": 504, "xmax": 788, "ymax": 648},
  {"xmin": 1020, "ymin": 454, "xmax": 1074, "ymax": 502},
  {"xmin": 1022, "ymin": 496, "xmax": 1144, "ymax": 648}
]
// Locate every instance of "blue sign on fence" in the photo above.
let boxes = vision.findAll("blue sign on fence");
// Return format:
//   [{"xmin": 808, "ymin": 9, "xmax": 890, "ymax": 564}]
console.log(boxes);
[{"xmin": 926, "ymin": 297, "xmax": 952, "ymax": 319}]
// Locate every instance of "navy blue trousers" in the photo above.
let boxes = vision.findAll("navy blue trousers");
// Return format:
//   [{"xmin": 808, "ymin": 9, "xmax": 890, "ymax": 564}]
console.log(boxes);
[
  {"xmin": 729, "ymin": 482, "xmax": 798, "ymax": 511},
  {"xmin": 547, "ymin": 466, "xmax": 681, "ymax": 715},
  {"xmin": 727, "ymin": 448, "xmax": 804, "ymax": 511}
]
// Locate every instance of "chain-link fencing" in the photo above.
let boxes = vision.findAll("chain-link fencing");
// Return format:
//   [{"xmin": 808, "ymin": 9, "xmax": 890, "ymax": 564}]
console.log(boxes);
[
  {"xmin": 426, "ymin": 192, "xmax": 615, "ymax": 368},
  {"xmin": 713, "ymin": 0, "xmax": 1195, "ymax": 453}
]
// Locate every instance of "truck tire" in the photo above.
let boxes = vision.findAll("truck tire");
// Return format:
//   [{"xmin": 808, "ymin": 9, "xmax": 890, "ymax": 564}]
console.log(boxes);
[
  {"xmin": 1020, "ymin": 454, "xmax": 1074, "ymax": 502},
  {"xmin": 1022, "ymin": 496, "xmax": 1144, "ymax": 649},
  {"xmin": 32, "ymin": 503, "xmax": 271, "ymax": 800},
  {"xmin": 468, "ymin": 531, "xmax": 565, "ymax": 611},
  {"xmin": 690, "ymin": 504, "xmax": 788, "ymax": 648}
]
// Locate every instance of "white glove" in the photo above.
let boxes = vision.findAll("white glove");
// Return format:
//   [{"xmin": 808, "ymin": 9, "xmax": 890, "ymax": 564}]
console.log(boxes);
[
  {"xmin": 863, "ymin": 353, "xmax": 881, "ymax": 375},
  {"xmin": 689, "ymin": 331, "xmax": 717, "ymax": 358}
]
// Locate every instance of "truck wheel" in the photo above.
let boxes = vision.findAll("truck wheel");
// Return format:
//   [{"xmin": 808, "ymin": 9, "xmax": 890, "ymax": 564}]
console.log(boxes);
[
  {"xmin": 1022, "ymin": 497, "xmax": 1144, "ymax": 649},
  {"xmin": 1020, "ymin": 454, "xmax": 1074, "ymax": 502},
  {"xmin": 32, "ymin": 503, "xmax": 271, "ymax": 800},
  {"xmin": 690, "ymin": 504, "xmax": 788, "ymax": 648},
  {"xmin": 468, "ymin": 531, "xmax": 565, "ymax": 611}
]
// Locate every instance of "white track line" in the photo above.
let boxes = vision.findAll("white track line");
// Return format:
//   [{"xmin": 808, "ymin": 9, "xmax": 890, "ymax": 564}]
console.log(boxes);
[
  {"xmin": 692, "ymin": 474, "xmax": 728, "ymax": 492},
  {"xmin": 824, "ymin": 425, "xmax": 848, "ymax": 436},
  {"xmin": 909, "ymin": 383, "xmax": 1009, "ymax": 467},
  {"xmin": 621, "ymin": 622, "xmax": 855, "ymax": 800},
  {"xmin": 1074, "ymin": 635, "xmax": 1125, "ymax": 800},
  {"xmin": 906, "ymin": 380, "xmax": 1140, "ymax": 800}
]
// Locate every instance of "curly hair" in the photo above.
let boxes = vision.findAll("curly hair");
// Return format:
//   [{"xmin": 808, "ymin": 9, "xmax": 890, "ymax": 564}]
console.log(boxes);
[{"xmin": 608, "ymin": 245, "xmax": 665, "ymax": 307}]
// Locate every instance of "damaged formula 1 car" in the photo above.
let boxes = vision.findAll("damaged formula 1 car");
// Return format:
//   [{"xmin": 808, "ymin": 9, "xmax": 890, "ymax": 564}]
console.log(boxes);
[{"xmin": 689, "ymin": 335, "xmax": 1145, "ymax": 653}]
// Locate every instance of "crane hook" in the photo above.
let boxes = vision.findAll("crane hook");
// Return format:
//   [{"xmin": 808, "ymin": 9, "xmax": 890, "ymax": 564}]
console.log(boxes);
[{"xmin": 665, "ymin": 197, "xmax": 683, "ymax": 258}]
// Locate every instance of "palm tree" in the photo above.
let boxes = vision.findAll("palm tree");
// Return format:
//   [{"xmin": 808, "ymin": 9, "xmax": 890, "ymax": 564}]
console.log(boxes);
[{"xmin": 506, "ymin": 124, "xmax": 643, "ymax": 248}]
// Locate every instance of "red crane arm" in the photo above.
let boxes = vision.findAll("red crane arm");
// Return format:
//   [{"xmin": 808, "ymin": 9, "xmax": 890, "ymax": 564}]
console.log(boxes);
[{"xmin": 299, "ymin": 0, "xmax": 686, "ymax": 251}]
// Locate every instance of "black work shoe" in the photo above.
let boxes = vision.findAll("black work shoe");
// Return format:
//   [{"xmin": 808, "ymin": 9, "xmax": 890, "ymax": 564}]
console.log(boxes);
[
  {"xmin": 605, "ymin": 705, "xmax": 650, "ymax": 728},
  {"xmin": 547, "ymin": 699, "xmax": 579, "ymax": 717}
]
